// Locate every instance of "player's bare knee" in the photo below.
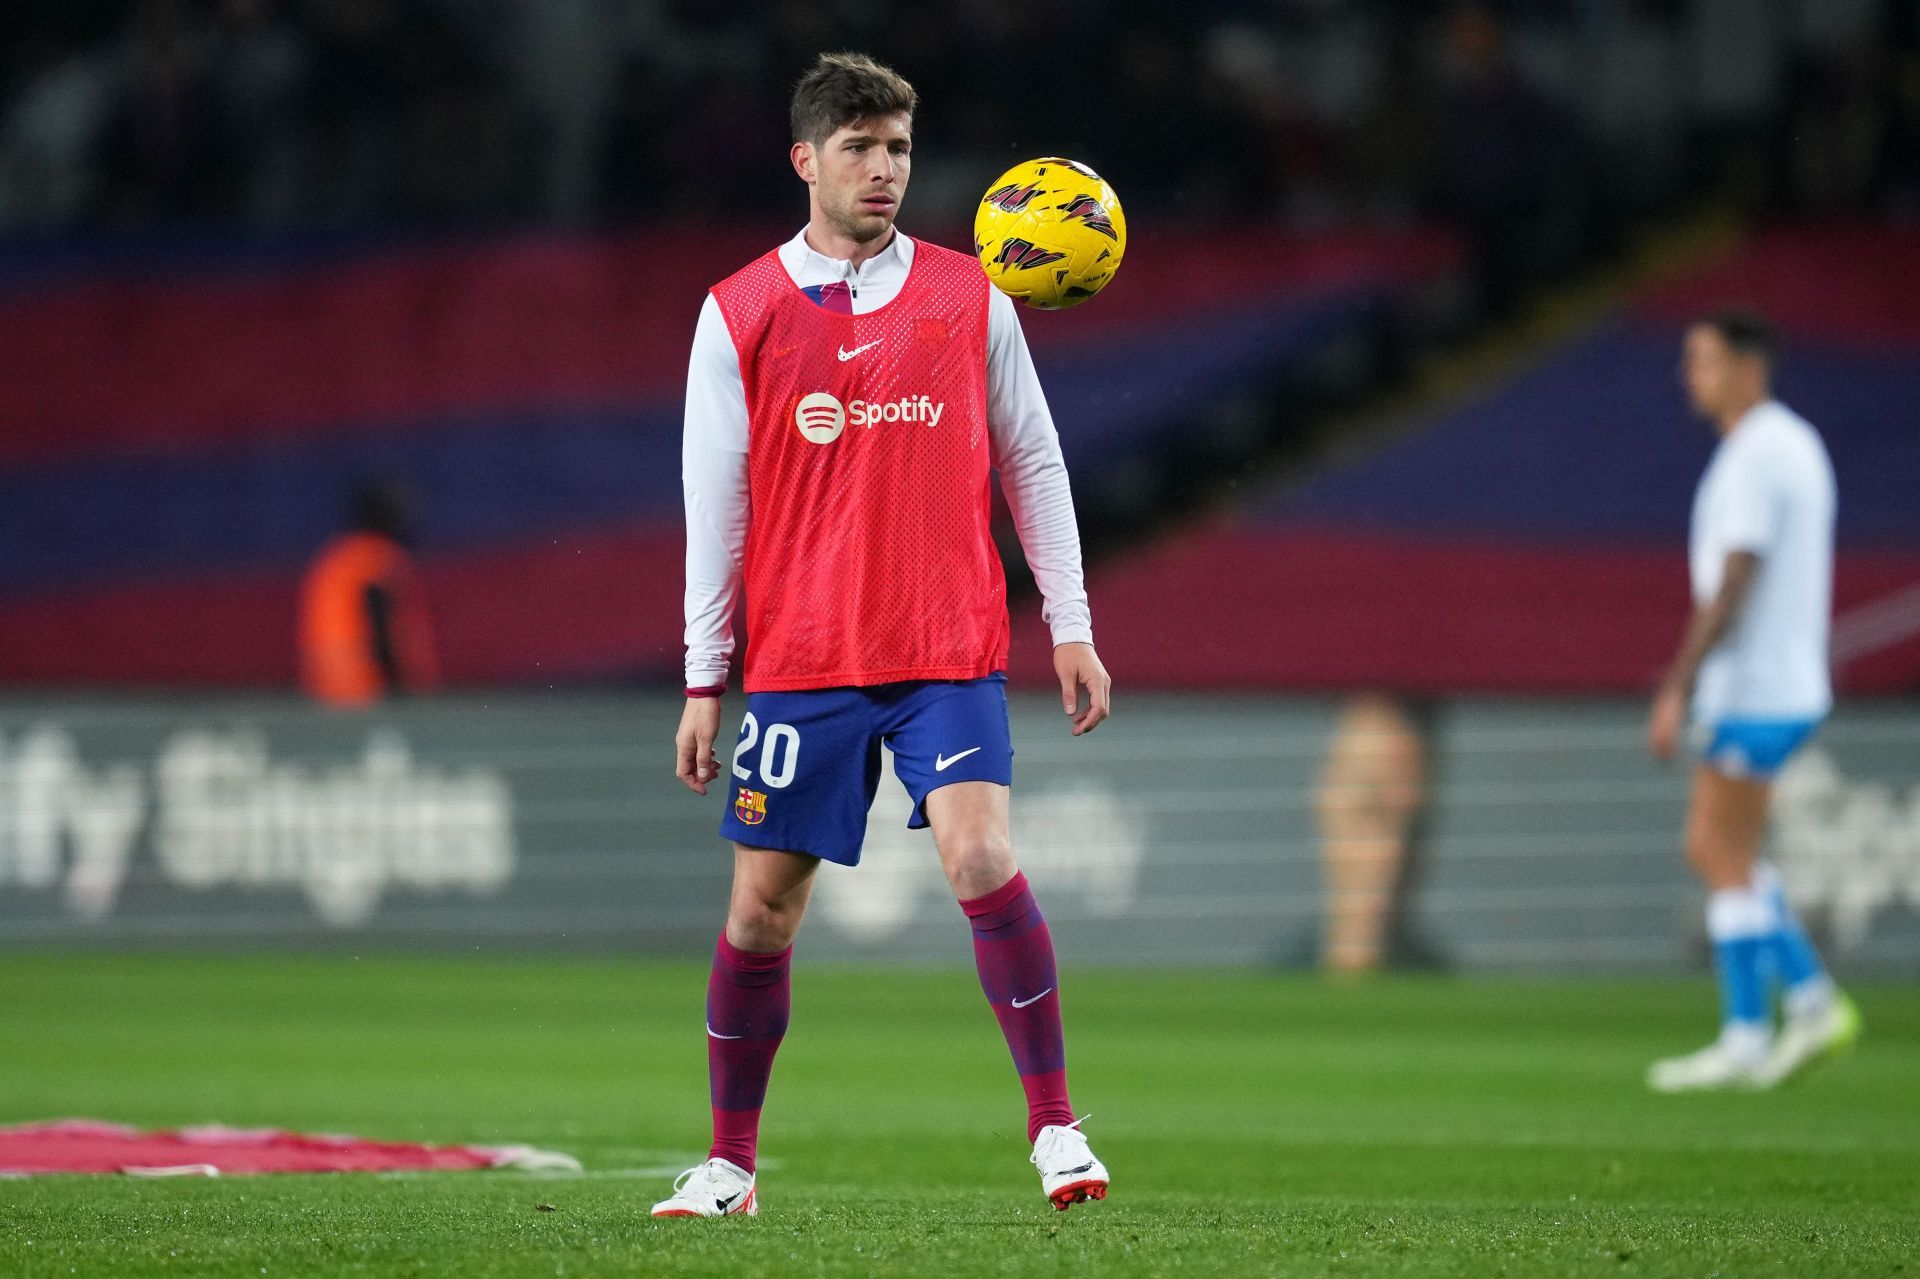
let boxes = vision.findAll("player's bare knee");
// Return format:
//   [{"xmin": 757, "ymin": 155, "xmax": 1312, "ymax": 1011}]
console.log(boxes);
[
  {"xmin": 726, "ymin": 896, "xmax": 803, "ymax": 951},
  {"xmin": 941, "ymin": 833, "xmax": 1017, "ymax": 900},
  {"xmin": 726, "ymin": 881, "xmax": 810, "ymax": 950},
  {"xmin": 1684, "ymin": 827, "xmax": 1752, "ymax": 891}
]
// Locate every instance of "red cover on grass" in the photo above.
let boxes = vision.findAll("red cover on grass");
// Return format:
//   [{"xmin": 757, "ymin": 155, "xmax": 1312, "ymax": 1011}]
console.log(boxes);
[{"xmin": 0, "ymin": 1119, "xmax": 579, "ymax": 1177}]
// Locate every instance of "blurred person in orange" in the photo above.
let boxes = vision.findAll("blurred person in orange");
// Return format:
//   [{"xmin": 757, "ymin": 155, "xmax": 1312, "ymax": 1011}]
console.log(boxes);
[{"xmin": 299, "ymin": 479, "xmax": 439, "ymax": 707}]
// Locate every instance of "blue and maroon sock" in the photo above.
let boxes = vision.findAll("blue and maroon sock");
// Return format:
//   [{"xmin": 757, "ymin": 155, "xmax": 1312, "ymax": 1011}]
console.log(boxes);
[
  {"xmin": 706, "ymin": 934, "xmax": 791, "ymax": 1173},
  {"xmin": 960, "ymin": 871, "xmax": 1075, "ymax": 1141}
]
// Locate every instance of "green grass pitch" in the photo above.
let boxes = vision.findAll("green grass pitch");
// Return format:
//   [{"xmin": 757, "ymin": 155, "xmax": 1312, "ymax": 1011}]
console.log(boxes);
[{"xmin": 3, "ymin": 954, "xmax": 1916, "ymax": 1277}]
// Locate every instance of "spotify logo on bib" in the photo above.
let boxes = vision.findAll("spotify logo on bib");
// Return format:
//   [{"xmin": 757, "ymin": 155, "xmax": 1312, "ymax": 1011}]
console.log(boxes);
[
  {"xmin": 793, "ymin": 392, "xmax": 847, "ymax": 444},
  {"xmin": 793, "ymin": 391, "xmax": 949, "ymax": 443}
]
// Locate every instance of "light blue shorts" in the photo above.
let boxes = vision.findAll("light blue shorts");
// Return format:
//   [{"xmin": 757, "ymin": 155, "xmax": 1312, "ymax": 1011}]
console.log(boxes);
[{"xmin": 1694, "ymin": 717, "xmax": 1822, "ymax": 780}]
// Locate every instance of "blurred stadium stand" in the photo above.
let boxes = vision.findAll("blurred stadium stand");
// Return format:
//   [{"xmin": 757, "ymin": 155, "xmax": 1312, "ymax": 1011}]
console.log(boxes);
[
  {"xmin": 1042, "ymin": 222, "xmax": 1920, "ymax": 695},
  {"xmin": 0, "ymin": 223, "xmax": 1456, "ymax": 685}
]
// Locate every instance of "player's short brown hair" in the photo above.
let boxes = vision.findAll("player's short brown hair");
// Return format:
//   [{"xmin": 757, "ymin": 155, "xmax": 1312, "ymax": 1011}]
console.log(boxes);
[
  {"xmin": 790, "ymin": 53, "xmax": 916, "ymax": 146},
  {"xmin": 1694, "ymin": 307, "xmax": 1777, "ymax": 366}
]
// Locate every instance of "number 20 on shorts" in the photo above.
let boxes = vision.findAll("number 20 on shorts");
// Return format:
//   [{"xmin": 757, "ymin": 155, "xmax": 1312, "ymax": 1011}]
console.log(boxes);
[{"xmin": 732, "ymin": 712, "xmax": 801, "ymax": 789}]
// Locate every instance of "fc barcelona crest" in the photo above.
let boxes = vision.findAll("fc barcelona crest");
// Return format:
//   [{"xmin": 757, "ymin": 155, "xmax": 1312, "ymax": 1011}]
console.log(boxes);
[{"xmin": 735, "ymin": 788, "xmax": 768, "ymax": 825}]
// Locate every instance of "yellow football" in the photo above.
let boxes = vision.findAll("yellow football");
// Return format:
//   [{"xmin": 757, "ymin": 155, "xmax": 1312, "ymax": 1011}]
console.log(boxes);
[{"xmin": 974, "ymin": 157, "xmax": 1127, "ymax": 310}]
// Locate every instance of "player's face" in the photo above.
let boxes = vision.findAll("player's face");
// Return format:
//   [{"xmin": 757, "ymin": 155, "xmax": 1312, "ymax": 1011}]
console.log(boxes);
[
  {"xmin": 1681, "ymin": 324, "xmax": 1747, "ymax": 421},
  {"xmin": 795, "ymin": 114, "xmax": 912, "ymax": 244}
]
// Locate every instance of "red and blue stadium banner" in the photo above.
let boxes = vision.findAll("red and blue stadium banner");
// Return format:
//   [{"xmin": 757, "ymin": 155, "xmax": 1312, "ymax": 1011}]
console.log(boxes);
[
  {"xmin": 1034, "ymin": 225, "xmax": 1920, "ymax": 695},
  {"xmin": 11, "ymin": 220, "xmax": 1909, "ymax": 695},
  {"xmin": 0, "ymin": 224, "xmax": 1454, "ymax": 688}
]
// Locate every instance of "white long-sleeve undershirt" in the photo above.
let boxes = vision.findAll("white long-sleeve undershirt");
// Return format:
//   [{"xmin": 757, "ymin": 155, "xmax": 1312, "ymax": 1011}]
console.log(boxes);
[{"xmin": 681, "ymin": 227, "xmax": 1093, "ymax": 688}]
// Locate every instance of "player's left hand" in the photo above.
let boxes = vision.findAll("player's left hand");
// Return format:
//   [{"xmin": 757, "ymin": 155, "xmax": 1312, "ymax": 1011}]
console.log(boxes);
[
  {"xmin": 675, "ymin": 696, "xmax": 724, "ymax": 795},
  {"xmin": 1647, "ymin": 684, "xmax": 1684, "ymax": 762},
  {"xmin": 1054, "ymin": 642, "xmax": 1110, "ymax": 736}
]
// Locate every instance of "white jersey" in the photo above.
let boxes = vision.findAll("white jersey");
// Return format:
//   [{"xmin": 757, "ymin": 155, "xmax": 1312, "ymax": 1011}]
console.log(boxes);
[
  {"xmin": 681, "ymin": 227, "xmax": 1092, "ymax": 689},
  {"xmin": 1688, "ymin": 400, "xmax": 1835, "ymax": 721}
]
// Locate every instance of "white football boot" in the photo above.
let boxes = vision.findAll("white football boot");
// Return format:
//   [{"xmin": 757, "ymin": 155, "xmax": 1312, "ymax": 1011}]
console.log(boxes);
[
  {"xmin": 1647, "ymin": 1028, "xmax": 1770, "ymax": 1093},
  {"xmin": 1752, "ymin": 992, "xmax": 1862, "ymax": 1088},
  {"xmin": 650, "ymin": 1157, "xmax": 757, "ymax": 1218},
  {"xmin": 1031, "ymin": 1117, "xmax": 1109, "ymax": 1211}
]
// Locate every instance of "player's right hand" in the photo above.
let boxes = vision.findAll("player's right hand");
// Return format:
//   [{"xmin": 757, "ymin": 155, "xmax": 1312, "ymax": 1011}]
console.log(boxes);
[
  {"xmin": 675, "ymin": 696, "xmax": 724, "ymax": 795},
  {"xmin": 1646, "ymin": 684, "xmax": 1684, "ymax": 763}
]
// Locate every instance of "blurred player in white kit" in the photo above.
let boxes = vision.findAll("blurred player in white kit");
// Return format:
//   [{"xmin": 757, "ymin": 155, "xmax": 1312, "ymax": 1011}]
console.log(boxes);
[{"xmin": 1645, "ymin": 309, "xmax": 1861, "ymax": 1092}]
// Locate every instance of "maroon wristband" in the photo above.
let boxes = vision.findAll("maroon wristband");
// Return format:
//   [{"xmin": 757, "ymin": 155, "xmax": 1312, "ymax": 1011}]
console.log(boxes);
[{"xmin": 685, "ymin": 683, "xmax": 727, "ymax": 699}]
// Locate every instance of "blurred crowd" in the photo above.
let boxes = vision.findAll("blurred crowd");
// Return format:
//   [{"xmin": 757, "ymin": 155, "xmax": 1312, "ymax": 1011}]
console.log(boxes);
[
  {"xmin": 0, "ymin": 0, "xmax": 535, "ymax": 226},
  {"xmin": 1, "ymin": 0, "xmax": 1915, "ymax": 240}
]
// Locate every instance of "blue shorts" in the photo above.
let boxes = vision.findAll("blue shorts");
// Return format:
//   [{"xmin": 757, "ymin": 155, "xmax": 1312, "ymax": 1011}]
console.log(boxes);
[
  {"xmin": 718, "ymin": 674, "xmax": 1014, "ymax": 866},
  {"xmin": 1694, "ymin": 717, "xmax": 1822, "ymax": 780}
]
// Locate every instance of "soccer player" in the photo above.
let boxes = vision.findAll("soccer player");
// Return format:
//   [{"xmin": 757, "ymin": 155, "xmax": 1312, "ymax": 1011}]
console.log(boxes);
[
  {"xmin": 1645, "ymin": 310, "xmax": 1861, "ymax": 1092},
  {"xmin": 651, "ymin": 53, "xmax": 1113, "ymax": 1217}
]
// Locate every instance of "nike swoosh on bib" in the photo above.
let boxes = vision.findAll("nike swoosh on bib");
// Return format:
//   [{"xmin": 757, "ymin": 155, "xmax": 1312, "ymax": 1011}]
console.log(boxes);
[
  {"xmin": 836, "ymin": 339, "xmax": 883, "ymax": 361},
  {"xmin": 934, "ymin": 747, "xmax": 982, "ymax": 772}
]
